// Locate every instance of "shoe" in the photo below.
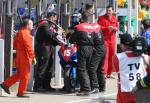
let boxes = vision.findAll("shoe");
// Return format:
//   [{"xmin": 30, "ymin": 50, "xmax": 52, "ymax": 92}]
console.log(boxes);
[
  {"xmin": 99, "ymin": 88, "xmax": 106, "ymax": 92},
  {"xmin": 33, "ymin": 87, "xmax": 46, "ymax": 92},
  {"xmin": 43, "ymin": 87, "xmax": 56, "ymax": 92},
  {"xmin": 43, "ymin": 86, "xmax": 56, "ymax": 92},
  {"xmin": 68, "ymin": 89, "xmax": 75, "ymax": 93},
  {"xmin": 0, "ymin": 83, "xmax": 10, "ymax": 94},
  {"xmin": 59, "ymin": 87, "xmax": 66, "ymax": 91},
  {"xmin": 17, "ymin": 93, "xmax": 30, "ymax": 98},
  {"xmin": 59, "ymin": 87, "xmax": 75, "ymax": 93},
  {"xmin": 43, "ymin": 85, "xmax": 56, "ymax": 91},
  {"xmin": 76, "ymin": 91, "xmax": 89, "ymax": 96},
  {"xmin": 90, "ymin": 88, "xmax": 99, "ymax": 94}
]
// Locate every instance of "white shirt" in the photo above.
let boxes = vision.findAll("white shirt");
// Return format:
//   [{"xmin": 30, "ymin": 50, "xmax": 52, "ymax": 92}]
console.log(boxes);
[{"xmin": 117, "ymin": 52, "xmax": 147, "ymax": 92}]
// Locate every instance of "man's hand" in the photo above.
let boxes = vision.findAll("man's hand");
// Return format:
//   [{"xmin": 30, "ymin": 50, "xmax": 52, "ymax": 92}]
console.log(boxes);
[
  {"xmin": 32, "ymin": 58, "xmax": 37, "ymax": 65},
  {"xmin": 113, "ymin": 27, "xmax": 117, "ymax": 31},
  {"xmin": 108, "ymin": 26, "xmax": 114, "ymax": 30},
  {"xmin": 57, "ymin": 28, "xmax": 64, "ymax": 35},
  {"xmin": 109, "ymin": 26, "xmax": 117, "ymax": 31},
  {"xmin": 66, "ymin": 29, "xmax": 73, "ymax": 39},
  {"xmin": 66, "ymin": 29, "xmax": 73, "ymax": 34}
]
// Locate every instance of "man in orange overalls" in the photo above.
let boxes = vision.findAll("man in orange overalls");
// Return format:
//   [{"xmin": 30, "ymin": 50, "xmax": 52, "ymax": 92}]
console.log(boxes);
[
  {"xmin": 97, "ymin": 5, "xmax": 119, "ymax": 78},
  {"xmin": 0, "ymin": 19, "xmax": 36, "ymax": 98}
]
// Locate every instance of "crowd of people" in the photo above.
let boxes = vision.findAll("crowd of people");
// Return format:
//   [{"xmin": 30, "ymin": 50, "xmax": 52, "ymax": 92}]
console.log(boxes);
[{"xmin": 0, "ymin": 2, "xmax": 150, "ymax": 103}]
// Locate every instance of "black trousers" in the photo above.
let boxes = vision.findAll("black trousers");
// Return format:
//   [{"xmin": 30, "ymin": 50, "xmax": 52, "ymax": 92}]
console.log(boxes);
[
  {"xmin": 97, "ymin": 49, "xmax": 106, "ymax": 90},
  {"xmin": 88, "ymin": 45, "xmax": 106, "ymax": 90},
  {"xmin": 77, "ymin": 46, "xmax": 93, "ymax": 91},
  {"xmin": 34, "ymin": 44, "xmax": 53, "ymax": 90}
]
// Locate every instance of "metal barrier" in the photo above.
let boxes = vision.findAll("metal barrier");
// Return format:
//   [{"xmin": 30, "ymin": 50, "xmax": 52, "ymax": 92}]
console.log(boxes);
[
  {"xmin": 27, "ymin": 38, "xmax": 34, "ymax": 91},
  {"xmin": 27, "ymin": 65, "xmax": 34, "ymax": 91},
  {"xmin": 54, "ymin": 46, "xmax": 62, "ymax": 86},
  {"xmin": 0, "ymin": 39, "xmax": 4, "ymax": 96}
]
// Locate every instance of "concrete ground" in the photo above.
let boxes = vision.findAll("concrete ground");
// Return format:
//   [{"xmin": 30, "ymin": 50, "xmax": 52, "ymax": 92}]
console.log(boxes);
[{"xmin": 0, "ymin": 74, "xmax": 118, "ymax": 103}]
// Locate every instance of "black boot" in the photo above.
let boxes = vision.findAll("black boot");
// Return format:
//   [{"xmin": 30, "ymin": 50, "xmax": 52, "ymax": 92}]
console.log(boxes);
[
  {"xmin": 76, "ymin": 91, "xmax": 90, "ymax": 96},
  {"xmin": 90, "ymin": 88, "xmax": 99, "ymax": 94},
  {"xmin": 0, "ymin": 83, "xmax": 10, "ymax": 94},
  {"xmin": 17, "ymin": 93, "xmax": 30, "ymax": 98}
]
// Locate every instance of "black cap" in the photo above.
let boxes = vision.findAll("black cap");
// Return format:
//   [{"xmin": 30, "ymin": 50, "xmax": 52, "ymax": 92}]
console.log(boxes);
[
  {"xmin": 47, "ymin": 10, "xmax": 58, "ymax": 18},
  {"xmin": 119, "ymin": 33, "xmax": 133, "ymax": 45},
  {"xmin": 142, "ymin": 19, "xmax": 150, "ymax": 29}
]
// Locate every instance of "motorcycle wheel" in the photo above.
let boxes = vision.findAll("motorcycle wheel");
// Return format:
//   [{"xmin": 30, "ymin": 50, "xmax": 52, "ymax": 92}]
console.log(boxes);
[{"xmin": 64, "ymin": 67, "xmax": 76, "ymax": 93}]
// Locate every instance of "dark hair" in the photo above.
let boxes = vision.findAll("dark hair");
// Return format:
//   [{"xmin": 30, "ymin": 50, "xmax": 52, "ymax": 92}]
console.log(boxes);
[
  {"xmin": 21, "ymin": 19, "xmax": 30, "ymax": 27},
  {"xmin": 119, "ymin": 33, "xmax": 133, "ymax": 46},
  {"xmin": 141, "ymin": 3, "xmax": 146, "ymax": 9},
  {"xmin": 106, "ymin": 5, "xmax": 114, "ymax": 10},
  {"xmin": 146, "ymin": 5, "xmax": 149, "ymax": 10},
  {"xmin": 142, "ymin": 19, "xmax": 150, "ymax": 29},
  {"xmin": 47, "ymin": 11, "xmax": 57, "ymax": 18},
  {"xmin": 81, "ymin": 12, "xmax": 90, "ymax": 22},
  {"xmin": 85, "ymin": 3, "xmax": 93, "ymax": 10}
]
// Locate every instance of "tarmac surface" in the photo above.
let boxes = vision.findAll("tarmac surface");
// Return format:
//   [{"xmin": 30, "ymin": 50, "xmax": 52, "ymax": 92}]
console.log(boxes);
[{"xmin": 0, "ymin": 74, "xmax": 118, "ymax": 103}]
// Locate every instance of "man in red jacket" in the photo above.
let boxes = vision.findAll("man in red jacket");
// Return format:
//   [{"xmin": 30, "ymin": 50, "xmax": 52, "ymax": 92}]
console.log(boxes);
[{"xmin": 97, "ymin": 5, "xmax": 119, "ymax": 78}]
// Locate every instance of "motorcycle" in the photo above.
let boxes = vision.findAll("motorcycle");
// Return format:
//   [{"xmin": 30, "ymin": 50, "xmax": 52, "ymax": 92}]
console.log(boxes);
[{"xmin": 58, "ymin": 43, "xmax": 78, "ymax": 92}]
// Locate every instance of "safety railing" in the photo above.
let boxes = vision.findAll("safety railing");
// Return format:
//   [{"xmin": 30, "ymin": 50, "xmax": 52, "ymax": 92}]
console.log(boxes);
[{"xmin": 0, "ymin": 39, "xmax": 4, "ymax": 96}]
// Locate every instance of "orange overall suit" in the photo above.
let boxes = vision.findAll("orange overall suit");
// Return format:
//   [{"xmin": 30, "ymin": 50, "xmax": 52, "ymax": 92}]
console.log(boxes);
[
  {"xmin": 98, "ymin": 14, "xmax": 118, "ymax": 76},
  {"xmin": 3, "ymin": 27, "xmax": 35, "ymax": 95}
]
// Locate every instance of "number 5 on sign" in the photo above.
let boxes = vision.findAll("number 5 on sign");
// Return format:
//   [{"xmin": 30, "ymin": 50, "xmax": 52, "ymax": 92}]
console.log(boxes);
[{"xmin": 129, "ymin": 73, "xmax": 141, "ymax": 81}]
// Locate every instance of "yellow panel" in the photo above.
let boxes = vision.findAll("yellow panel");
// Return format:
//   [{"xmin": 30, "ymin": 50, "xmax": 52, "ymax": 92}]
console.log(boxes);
[{"xmin": 31, "ymin": 0, "xmax": 39, "ymax": 5}]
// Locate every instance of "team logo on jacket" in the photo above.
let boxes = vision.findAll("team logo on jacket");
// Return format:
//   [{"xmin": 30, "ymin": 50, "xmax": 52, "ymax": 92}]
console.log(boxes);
[
  {"xmin": 97, "ymin": 32, "xmax": 102, "ymax": 38},
  {"xmin": 87, "ymin": 33, "xmax": 92, "ymax": 38}
]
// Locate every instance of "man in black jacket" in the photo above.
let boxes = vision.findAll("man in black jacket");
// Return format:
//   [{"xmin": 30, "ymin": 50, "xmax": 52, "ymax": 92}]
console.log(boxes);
[
  {"xmin": 34, "ymin": 11, "xmax": 63, "ymax": 91},
  {"xmin": 69, "ymin": 13, "xmax": 106, "ymax": 96},
  {"xmin": 89, "ymin": 29, "xmax": 106, "ymax": 93}
]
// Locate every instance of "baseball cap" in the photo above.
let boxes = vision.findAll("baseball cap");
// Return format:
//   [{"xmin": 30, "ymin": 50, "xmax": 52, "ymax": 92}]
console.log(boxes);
[
  {"xmin": 119, "ymin": 33, "xmax": 133, "ymax": 45},
  {"xmin": 47, "ymin": 10, "xmax": 58, "ymax": 18}
]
